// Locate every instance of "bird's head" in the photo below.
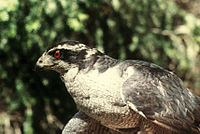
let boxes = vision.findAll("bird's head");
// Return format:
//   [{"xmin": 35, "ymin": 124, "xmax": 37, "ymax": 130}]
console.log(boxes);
[{"xmin": 35, "ymin": 40, "xmax": 103, "ymax": 73}]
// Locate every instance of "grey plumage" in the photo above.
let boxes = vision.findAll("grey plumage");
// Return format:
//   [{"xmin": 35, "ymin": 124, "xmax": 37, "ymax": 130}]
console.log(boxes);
[{"xmin": 35, "ymin": 40, "xmax": 200, "ymax": 134}]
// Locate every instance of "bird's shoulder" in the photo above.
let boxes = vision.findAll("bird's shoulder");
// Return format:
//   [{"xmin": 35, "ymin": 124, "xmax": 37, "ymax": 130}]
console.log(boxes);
[{"xmin": 118, "ymin": 60, "xmax": 172, "ymax": 78}]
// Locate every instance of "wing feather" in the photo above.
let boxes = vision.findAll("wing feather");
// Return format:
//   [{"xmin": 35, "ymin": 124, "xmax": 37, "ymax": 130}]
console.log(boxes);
[{"xmin": 120, "ymin": 60, "xmax": 200, "ymax": 132}]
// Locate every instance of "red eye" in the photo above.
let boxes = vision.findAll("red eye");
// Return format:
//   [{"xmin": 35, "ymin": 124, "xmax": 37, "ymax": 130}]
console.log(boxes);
[{"xmin": 54, "ymin": 50, "xmax": 61, "ymax": 58}]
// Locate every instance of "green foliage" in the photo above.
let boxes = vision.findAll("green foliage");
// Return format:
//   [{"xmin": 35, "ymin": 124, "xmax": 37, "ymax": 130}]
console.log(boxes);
[{"xmin": 0, "ymin": 0, "xmax": 199, "ymax": 133}]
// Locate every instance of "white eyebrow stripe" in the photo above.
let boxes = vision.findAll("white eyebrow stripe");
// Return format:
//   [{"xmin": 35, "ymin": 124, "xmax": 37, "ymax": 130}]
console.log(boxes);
[{"xmin": 53, "ymin": 44, "xmax": 87, "ymax": 51}]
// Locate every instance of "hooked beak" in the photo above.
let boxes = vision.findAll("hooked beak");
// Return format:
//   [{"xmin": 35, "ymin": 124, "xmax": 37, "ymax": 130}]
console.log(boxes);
[
  {"xmin": 35, "ymin": 54, "xmax": 58, "ymax": 72},
  {"xmin": 34, "ymin": 55, "xmax": 54, "ymax": 71},
  {"xmin": 35, "ymin": 59, "xmax": 45, "ymax": 71},
  {"xmin": 34, "ymin": 62, "xmax": 56, "ymax": 71},
  {"xmin": 34, "ymin": 57, "xmax": 57, "ymax": 71}
]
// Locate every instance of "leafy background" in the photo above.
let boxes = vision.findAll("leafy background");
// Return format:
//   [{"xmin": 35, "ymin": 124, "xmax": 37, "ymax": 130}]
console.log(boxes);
[{"xmin": 0, "ymin": 0, "xmax": 200, "ymax": 134}]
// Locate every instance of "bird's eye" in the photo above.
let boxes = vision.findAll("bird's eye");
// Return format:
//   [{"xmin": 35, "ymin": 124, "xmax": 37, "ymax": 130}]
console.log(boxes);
[{"xmin": 54, "ymin": 50, "xmax": 61, "ymax": 58}]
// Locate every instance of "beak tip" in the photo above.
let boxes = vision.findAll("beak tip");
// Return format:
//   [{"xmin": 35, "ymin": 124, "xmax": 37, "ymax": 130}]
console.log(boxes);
[{"xmin": 34, "ymin": 63, "xmax": 44, "ymax": 72}]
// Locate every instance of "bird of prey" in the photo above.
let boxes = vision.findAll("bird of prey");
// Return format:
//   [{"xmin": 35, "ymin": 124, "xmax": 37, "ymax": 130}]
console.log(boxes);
[{"xmin": 35, "ymin": 40, "xmax": 200, "ymax": 134}]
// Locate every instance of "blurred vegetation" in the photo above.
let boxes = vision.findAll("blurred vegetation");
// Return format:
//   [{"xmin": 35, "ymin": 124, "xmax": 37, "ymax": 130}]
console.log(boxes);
[{"xmin": 0, "ymin": 0, "xmax": 199, "ymax": 134}]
